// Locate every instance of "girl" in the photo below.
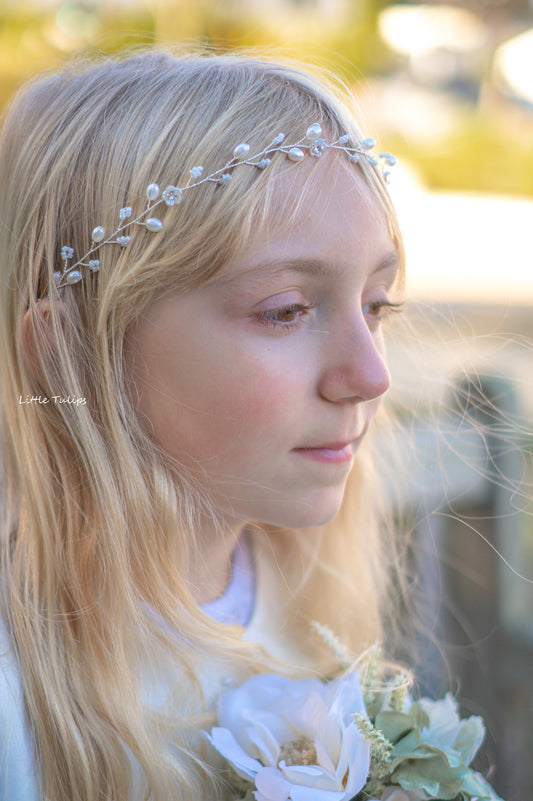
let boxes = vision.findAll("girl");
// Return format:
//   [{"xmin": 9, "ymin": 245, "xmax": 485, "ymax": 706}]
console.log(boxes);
[{"xmin": 0, "ymin": 51, "xmax": 404, "ymax": 800}]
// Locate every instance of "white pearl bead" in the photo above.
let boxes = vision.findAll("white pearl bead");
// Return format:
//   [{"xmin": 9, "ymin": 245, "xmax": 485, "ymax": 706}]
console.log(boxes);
[
  {"xmin": 92, "ymin": 226, "xmax": 105, "ymax": 243},
  {"xmin": 288, "ymin": 148, "xmax": 305, "ymax": 163},
  {"xmin": 145, "ymin": 218, "xmax": 163, "ymax": 233},
  {"xmin": 146, "ymin": 184, "xmax": 160, "ymax": 202},
  {"xmin": 306, "ymin": 123, "xmax": 322, "ymax": 140},
  {"xmin": 233, "ymin": 143, "xmax": 250, "ymax": 159},
  {"xmin": 360, "ymin": 137, "xmax": 376, "ymax": 151},
  {"xmin": 88, "ymin": 260, "xmax": 100, "ymax": 272},
  {"xmin": 66, "ymin": 270, "xmax": 82, "ymax": 284}
]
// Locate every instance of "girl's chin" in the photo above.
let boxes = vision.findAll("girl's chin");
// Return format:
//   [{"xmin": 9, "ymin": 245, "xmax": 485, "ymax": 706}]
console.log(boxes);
[{"xmin": 260, "ymin": 490, "xmax": 347, "ymax": 531}]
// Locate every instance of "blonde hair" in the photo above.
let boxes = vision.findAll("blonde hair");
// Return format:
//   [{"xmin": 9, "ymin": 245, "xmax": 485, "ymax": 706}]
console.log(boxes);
[{"xmin": 0, "ymin": 51, "xmax": 405, "ymax": 800}]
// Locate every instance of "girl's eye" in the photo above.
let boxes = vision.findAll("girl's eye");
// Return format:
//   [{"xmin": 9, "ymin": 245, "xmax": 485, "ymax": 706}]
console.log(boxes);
[
  {"xmin": 362, "ymin": 299, "xmax": 403, "ymax": 321},
  {"xmin": 255, "ymin": 303, "xmax": 312, "ymax": 329}
]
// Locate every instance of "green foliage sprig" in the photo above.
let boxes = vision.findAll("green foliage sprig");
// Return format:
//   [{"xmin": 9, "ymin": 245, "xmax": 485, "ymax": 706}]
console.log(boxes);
[{"xmin": 314, "ymin": 625, "xmax": 502, "ymax": 801}]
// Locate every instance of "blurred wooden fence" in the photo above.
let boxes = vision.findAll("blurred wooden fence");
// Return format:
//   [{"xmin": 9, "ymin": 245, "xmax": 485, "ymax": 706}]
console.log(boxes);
[{"xmin": 400, "ymin": 375, "xmax": 533, "ymax": 800}]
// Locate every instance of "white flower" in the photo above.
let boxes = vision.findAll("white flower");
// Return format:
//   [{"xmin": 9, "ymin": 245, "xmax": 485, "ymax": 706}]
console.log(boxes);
[
  {"xmin": 162, "ymin": 185, "xmax": 182, "ymax": 206},
  {"xmin": 207, "ymin": 671, "xmax": 370, "ymax": 801},
  {"xmin": 416, "ymin": 693, "xmax": 485, "ymax": 767}
]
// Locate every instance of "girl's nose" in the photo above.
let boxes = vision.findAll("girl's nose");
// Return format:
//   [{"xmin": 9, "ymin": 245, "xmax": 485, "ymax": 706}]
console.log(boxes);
[{"xmin": 317, "ymin": 316, "xmax": 391, "ymax": 404}]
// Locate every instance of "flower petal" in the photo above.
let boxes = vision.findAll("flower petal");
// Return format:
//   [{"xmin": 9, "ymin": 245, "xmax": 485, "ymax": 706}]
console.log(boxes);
[
  {"xmin": 247, "ymin": 719, "xmax": 282, "ymax": 767},
  {"xmin": 315, "ymin": 739, "xmax": 336, "ymax": 774},
  {"xmin": 255, "ymin": 767, "xmax": 292, "ymax": 801},
  {"xmin": 219, "ymin": 674, "xmax": 295, "ymax": 746},
  {"xmin": 243, "ymin": 708, "xmax": 293, "ymax": 746},
  {"xmin": 288, "ymin": 783, "xmax": 351, "ymax": 801},
  {"xmin": 205, "ymin": 727, "xmax": 262, "ymax": 779},
  {"xmin": 452, "ymin": 715, "xmax": 485, "ymax": 765},
  {"xmin": 279, "ymin": 763, "xmax": 338, "ymax": 790},
  {"xmin": 212, "ymin": 671, "xmax": 371, "ymax": 801},
  {"xmin": 256, "ymin": 767, "xmax": 349, "ymax": 801},
  {"xmin": 317, "ymin": 672, "xmax": 366, "ymax": 765},
  {"xmin": 335, "ymin": 721, "xmax": 370, "ymax": 796},
  {"xmin": 291, "ymin": 690, "xmax": 328, "ymax": 736}
]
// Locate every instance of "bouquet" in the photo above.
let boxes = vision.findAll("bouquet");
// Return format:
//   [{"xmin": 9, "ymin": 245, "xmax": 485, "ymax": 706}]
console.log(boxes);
[{"xmin": 206, "ymin": 637, "xmax": 502, "ymax": 801}]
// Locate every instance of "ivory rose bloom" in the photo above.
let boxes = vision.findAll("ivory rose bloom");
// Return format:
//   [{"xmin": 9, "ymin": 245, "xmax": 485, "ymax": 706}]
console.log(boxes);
[{"xmin": 207, "ymin": 672, "xmax": 371, "ymax": 801}]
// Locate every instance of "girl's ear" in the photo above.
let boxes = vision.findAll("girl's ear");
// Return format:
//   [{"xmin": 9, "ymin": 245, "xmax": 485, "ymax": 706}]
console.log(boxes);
[{"xmin": 20, "ymin": 299, "xmax": 62, "ymax": 382}]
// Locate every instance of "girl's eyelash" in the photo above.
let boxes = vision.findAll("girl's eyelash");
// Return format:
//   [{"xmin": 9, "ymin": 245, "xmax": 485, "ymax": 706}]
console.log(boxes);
[
  {"xmin": 255, "ymin": 299, "xmax": 404, "ymax": 330},
  {"xmin": 362, "ymin": 300, "xmax": 404, "ymax": 320},
  {"xmin": 256, "ymin": 304, "xmax": 313, "ymax": 329}
]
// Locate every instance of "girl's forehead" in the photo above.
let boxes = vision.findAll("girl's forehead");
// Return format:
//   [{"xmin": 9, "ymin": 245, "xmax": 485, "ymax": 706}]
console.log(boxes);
[
  {"xmin": 265, "ymin": 152, "xmax": 385, "ymax": 228},
  {"xmin": 230, "ymin": 158, "xmax": 392, "ymax": 261},
  {"xmin": 214, "ymin": 160, "xmax": 397, "ymax": 287}
]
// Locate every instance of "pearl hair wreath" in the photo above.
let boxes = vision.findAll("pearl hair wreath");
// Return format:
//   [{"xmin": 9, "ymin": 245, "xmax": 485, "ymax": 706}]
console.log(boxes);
[{"xmin": 54, "ymin": 123, "xmax": 397, "ymax": 289}]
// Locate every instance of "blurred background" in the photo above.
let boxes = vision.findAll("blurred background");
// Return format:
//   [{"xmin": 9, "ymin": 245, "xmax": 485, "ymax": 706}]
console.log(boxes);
[{"xmin": 1, "ymin": 0, "xmax": 532, "ymax": 797}]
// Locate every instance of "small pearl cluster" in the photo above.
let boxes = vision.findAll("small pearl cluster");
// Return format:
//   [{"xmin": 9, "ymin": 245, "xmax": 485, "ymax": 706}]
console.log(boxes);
[{"xmin": 54, "ymin": 124, "xmax": 396, "ymax": 288}]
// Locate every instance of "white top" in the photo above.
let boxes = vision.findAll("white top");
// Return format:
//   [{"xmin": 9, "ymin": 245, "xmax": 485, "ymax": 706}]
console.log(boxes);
[
  {"xmin": 0, "ymin": 535, "xmax": 266, "ymax": 800},
  {"xmin": 200, "ymin": 534, "xmax": 255, "ymax": 626},
  {"xmin": 0, "ymin": 615, "xmax": 40, "ymax": 800}
]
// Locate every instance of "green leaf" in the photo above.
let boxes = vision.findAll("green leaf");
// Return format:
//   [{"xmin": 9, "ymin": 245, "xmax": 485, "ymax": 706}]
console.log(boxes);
[
  {"xmin": 375, "ymin": 710, "xmax": 416, "ymax": 744},
  {"xmin": 406, "ymin": 702, "xmax": 431, "ymax": 730},
  {"xmin": 391, "ymin": 747, "xmax": 467, "ymax": 799},
  {"xmin": 391, "ymin": 728, "xmax": 421, "ymax": 759},
  {"xmin": 461, "ymin": 769, "xmax": 504, "ymax": 800}
]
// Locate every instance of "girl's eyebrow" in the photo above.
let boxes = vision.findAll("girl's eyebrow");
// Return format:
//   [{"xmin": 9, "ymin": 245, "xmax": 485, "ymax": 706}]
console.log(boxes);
[
  {"xmin": 225, "ymin": 251, "xmax": 399, "ymax": 283},
  {"xmin": 253, "ymin": 258, "xmax": 341, "ymax": 278},
  {"xmin": 371, "ymin": 251, "xmax": 400, "ymax": 276}
]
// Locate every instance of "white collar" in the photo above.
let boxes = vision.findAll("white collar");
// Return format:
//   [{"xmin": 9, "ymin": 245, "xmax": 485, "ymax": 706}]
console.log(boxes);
[{"xmin": 201, "ymin": 535, "xmax": 255, "ymax": 627}]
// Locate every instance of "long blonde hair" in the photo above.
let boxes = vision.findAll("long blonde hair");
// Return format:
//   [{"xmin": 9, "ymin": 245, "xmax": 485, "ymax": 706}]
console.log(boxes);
[{"xmin": 0, "ymin": 51, "xmax": 405, "ymax": 800}]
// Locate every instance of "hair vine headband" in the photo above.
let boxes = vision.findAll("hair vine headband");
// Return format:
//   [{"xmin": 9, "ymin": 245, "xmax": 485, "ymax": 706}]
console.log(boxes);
[{"xmin": 54, "ymin": 123, "xmax": 397, "ymax": 289}]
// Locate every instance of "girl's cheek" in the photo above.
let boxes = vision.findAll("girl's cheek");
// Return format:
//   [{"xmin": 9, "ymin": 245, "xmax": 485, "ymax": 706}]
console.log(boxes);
[{"xmin": 242, "ymin": 360, "xmax": 304, "ymax": 413}]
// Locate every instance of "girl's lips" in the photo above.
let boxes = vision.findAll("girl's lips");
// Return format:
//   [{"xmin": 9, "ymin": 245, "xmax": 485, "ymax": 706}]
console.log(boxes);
[{"xmin": 292, "ymin": 442, "xmax": 353, "ymax": 464}]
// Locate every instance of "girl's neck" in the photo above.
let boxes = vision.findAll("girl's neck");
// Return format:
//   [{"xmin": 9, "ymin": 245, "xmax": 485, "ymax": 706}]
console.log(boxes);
[{"xmin": 188, "ymin": 519, "xmax": 247, "ymax": 605}]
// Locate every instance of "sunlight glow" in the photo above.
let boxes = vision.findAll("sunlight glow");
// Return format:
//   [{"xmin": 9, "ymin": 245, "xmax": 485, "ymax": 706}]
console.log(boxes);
[
  {"xmin": 494, "ymin": 28, "xmax": 533, "ymax": 106},
  {"xmin": 379, "ymin": 4, "xmax": 485, "ymax": 56},
  {"xmin": 390, "ymin": 169, "xmax": 533, "ymax": 303}
]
